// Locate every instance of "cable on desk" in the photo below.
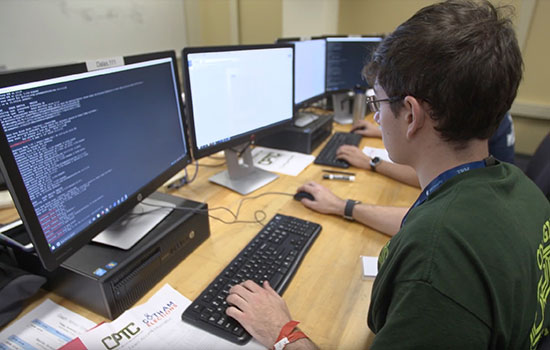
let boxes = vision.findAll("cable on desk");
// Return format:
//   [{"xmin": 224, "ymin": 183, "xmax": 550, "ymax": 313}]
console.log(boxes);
[
  {"xmin": 141, "ymin": 191, "xmax": 294, "ymax": 226},
  {"xmin": 167, "ymin": 161, "xmax": 199, "ymax": 189}
]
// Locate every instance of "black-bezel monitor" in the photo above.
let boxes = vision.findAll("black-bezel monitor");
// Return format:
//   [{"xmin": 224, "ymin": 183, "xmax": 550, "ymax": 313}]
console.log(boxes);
[
  {"xmin": 0, "ymin": 51, "xmax": 191, "ymax": 271},
  {"xmin": 182, "ymin": 44, "xmax": 294, "ymax": 160},
  {"xmin": 277, "ymin": 38, "xmax": 326, "ymax": 110},
  {"xmin": 324, "ymin": 35, "xmax": 383, "ymax": 93}
]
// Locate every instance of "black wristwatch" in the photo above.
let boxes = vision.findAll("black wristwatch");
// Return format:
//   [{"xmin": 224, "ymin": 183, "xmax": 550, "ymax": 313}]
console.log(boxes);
[
  {"xmin": 370, "ymin": 156, "xmax": 381, "ymax": 172},
  {"xmin": 344, "ymin": 199, "xmax": 361, "ymax": 221}
]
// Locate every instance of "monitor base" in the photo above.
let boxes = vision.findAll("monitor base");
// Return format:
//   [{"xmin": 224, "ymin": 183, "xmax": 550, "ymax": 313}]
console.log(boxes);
[
  {"xmin": 92, "ymin": 198, "xmax": 175, "ymax": 250},
  {"xmin": 210, "ymin": 168, "xmax": 279, "ymax": 196},
  {"xmin": 209, "ymin": 146, "xmax": 279, "ymax": 195}
]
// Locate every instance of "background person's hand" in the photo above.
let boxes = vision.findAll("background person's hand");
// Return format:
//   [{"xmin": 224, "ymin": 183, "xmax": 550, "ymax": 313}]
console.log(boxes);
[{"xmin": 351, "ymin": 119, "xmax": 382, "ymax": 138}]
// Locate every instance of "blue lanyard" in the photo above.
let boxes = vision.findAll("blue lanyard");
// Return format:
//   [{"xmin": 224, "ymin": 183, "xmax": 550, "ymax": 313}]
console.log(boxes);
[{"xmin": 400, "ymin": 159, "xmax": 488, "ymax": 227}]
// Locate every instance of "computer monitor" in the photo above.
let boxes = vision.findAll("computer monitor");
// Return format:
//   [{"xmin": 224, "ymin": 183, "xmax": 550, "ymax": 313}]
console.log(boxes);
[
  {"xmin": 277, "ymin": 38, "xmax": 326, "ymax": 108},
  {"xmin": 0, "ymin": 51, "xmax": 191, "ymax": 271},
  {"xmin": 182, "ymin": 44, "xmax": 294, "ymax": 195},
  {"xmin": 325, "ymin": 36, "xmax": 383, "ymax": 93},
  {"xmin": 323, "ymin": 36, "xmax": 383, "ymax": 124}
]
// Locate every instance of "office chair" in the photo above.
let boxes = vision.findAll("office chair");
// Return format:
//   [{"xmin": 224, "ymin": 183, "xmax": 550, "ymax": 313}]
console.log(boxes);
[{"xmin": 525, "ymin": 132, "xmax": 550, "ymax": 199}]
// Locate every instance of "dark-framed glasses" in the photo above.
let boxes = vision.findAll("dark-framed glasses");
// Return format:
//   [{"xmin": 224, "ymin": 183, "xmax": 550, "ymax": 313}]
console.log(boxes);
[{"xmin": 366, "ymin": 95, "xmax": 402, "ymax": 113}]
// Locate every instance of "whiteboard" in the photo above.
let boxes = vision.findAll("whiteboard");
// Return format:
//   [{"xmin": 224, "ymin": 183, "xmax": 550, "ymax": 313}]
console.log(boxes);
[{"xmin": 0, "ymin": 0, "xmax": 187, "ymax": 71}]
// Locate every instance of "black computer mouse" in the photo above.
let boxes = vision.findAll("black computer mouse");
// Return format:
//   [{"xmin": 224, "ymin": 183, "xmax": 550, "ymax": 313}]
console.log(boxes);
[
  {"xmin": 350, "ymin": 125, "xmax": 366, "ymax": 133},
  {"xmin": 294, "ymin": 191, "xmax": 315, "ymax": 201}
]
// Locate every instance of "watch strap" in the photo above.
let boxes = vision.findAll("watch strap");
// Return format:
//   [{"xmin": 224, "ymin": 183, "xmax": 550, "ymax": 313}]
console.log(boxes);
[{"xmin": 344, "ymin": 199, "xmax": 360, "ymax": 220}]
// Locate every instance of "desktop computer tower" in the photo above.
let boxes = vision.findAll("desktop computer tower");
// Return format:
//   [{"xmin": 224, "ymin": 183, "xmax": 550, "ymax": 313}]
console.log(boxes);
[
  {"xmin": 256, "ymin": 114, "xmax": 333, "ymax": 154},
  {"xmin": 14, "ymin": 192, "xmax": 210, "ymax": 320}
]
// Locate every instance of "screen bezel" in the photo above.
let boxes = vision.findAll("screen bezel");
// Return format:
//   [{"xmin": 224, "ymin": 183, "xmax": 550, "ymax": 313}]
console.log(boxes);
[
  {"xmin": 182, "ymin": 44, "xmax": 294, "ymax": 160},
  {"xmin": 0, "ymin": 50, "xmax": 191, "ymax": 271},
  {"xmin": 323, "ymin": 35, "xmax": 384, "ymax": 94}
]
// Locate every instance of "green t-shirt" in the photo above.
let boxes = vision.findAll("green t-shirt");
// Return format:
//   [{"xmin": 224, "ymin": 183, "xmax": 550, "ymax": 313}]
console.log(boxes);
[{"xmin": 368, "ymin": 162, "xmax": 550, "ymax": 349}]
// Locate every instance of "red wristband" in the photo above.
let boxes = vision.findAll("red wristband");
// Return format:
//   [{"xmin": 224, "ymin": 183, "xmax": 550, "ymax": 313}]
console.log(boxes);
[{"xmin": 273, "ymin": 321, "xmax": 308, "ymax": 350}]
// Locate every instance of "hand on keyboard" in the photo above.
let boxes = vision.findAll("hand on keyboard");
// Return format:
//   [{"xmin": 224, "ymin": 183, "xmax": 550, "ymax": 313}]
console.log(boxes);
[
  {"xmin": 351, "ymin": 119, "xmax": 382, "ymax": 138},
  {"xmin": 181, "ymin": 214, "xmax": 321, "ymax": 345},
  {"xmin": 335, "ymin": 145, "xmax": 371, "ymax": 169},
  {"xmin": 314, "ymin": 132, "xmax": 362, "ymax": 168},
  {"xmin": 226, "ymin": 280, "xmax": 292, "ymax": 349}
]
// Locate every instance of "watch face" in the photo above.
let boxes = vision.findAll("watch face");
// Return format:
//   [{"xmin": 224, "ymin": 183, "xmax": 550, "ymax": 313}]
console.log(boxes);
[{"xmin": 370, "ymin": 157, "xmax": 381, "ymax": 171}]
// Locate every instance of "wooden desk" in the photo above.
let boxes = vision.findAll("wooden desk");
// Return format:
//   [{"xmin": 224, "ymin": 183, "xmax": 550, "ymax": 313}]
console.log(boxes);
[{"xmin": 1, "ymin": 121, "xmax": 420, "ymax": 349}]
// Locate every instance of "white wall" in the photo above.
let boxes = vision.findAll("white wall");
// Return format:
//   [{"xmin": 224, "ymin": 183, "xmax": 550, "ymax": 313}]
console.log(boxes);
[
  {"xmin": 0, "ymin": 0, "xmax": 187, "ymax": 71},
  {"xmin": 282, "ymin": 0, "xmax": 339, "ymax": 38}
]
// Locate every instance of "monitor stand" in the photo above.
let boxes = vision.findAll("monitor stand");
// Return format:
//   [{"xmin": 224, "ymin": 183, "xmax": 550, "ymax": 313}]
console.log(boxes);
[
  {"xmin": 332, "ymin": 92, "xmax": 354, "ymax": 125},
  {"xmin": 209, "ymin": 145, "xmax": 279, "ymax": 195}
]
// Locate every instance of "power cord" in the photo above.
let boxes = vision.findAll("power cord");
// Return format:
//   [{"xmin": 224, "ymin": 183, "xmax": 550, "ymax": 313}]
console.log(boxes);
[
  {"xmin": 141, "ymin": 191, "xmax": 294, "ymax": 226},
  {"xmin": 167, "ymin": 161, "xmax": 199, "ymax": 189}
]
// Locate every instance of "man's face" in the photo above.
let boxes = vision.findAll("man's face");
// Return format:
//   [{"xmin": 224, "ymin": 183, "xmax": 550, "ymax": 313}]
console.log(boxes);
[{"xmin": 373, "ymin": 82, "xmax": 408, "ymax": 165}]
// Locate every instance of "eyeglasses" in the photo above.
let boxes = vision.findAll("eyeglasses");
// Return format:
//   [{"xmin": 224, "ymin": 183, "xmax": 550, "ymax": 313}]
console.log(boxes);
[{"xmin": 366, "ymin": 95, "xmax": 402, "ymax": 113}]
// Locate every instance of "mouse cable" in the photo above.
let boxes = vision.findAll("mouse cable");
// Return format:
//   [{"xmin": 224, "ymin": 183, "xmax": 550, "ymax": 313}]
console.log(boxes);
[{"xmin": 141, "ymin": 191, "xmax": 294, "ymax": 226}]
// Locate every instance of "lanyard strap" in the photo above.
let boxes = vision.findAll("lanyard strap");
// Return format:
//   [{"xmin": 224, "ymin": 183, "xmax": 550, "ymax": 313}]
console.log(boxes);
[{"xmin": 400, "ymin": 158, "xmax": 490, "ymax": 227}]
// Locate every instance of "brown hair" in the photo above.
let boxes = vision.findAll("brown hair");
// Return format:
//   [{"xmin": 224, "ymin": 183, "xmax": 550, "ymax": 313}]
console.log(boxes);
[{"xmin": 364, "ymin": 0, "xmax": 523, "ymax": 143}]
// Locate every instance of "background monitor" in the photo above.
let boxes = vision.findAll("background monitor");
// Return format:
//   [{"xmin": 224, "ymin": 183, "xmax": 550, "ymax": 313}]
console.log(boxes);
[
  {"xmin": 182, "ymin": 44, "xmax": 294, "ymax": 195},
  {"xmin": 277, "ymin": 37, "xmax": 327, "ymax": 107},
  {"xmin": 325, "ymin": 36, "xmax": 383, "ymax": 93},
  {"xmin": 290, "ymin": 39, "xmax": 326, "ymax": 108},
  {"xmin": 0, "ymin": 51, "xmax": 191, "ymax": 271}
]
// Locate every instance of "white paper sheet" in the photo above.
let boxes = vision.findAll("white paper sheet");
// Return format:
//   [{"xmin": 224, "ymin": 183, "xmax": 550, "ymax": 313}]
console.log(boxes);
[
  {"xmin": 362, "ymin": 146, "xmax": 393, "ymax": 163},
  {"xmin": 76, "ymin": 284, "xmax": 265, "ymax": 350},
  {"xmin": 361, "ymin": 256, "xmax": 379, "ymax": 279},
  {"xmin": 252, "ymin": 146, "xmax": 314, "ymax": 176},
  {"xmin": 0, "ymin": 299, "xmax": 95, "ymax": 350}
]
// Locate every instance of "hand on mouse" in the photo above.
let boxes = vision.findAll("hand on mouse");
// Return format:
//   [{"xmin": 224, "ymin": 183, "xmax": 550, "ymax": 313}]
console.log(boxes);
[
  {"xmin": 296, "ymin": 181, "xmax": 346, "ymax": 216},
  {"xmin": 351, "ymin": 120, "xmax": 382, "ymax": 138}
]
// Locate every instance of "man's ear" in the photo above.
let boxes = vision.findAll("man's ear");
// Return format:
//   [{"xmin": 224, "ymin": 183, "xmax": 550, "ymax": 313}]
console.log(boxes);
[{"xmin": 403, "ymin": 96, "xmax": 426, "ymax": 140}]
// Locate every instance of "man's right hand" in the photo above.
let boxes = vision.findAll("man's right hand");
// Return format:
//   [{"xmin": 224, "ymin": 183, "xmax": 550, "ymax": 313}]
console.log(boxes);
[{"xmin": 296, "ymin": 181, "xmax": 347, "ymax": 216}]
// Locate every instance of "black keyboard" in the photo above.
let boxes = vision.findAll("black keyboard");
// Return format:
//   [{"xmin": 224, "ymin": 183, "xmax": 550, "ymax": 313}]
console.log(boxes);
[
  {"xmin": 181, "ymin": 214, "xmax": 322, "ymax": 345},
  {"xmin": 314, "ymin": 132, "xmax": 362, "ymax": 168}
]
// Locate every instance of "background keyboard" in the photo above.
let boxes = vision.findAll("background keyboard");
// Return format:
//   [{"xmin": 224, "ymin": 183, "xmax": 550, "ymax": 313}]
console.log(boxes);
[
  {"xmin": 181, "ymin": 213, "xmax": 322, "ymax": 345},
  {"xmin": 314, "ymin": 132, "xmax": 362, "ymax": 168}
]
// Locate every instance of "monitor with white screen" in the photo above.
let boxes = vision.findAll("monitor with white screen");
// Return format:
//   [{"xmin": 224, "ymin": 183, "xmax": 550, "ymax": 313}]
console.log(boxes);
[
  {"xmin": 182, "ymin": 44, "xmax": 294, "ymax": 195},
  {"xmin": 0, "ymin": 51, "xmax": 191, "ymax": 271},
  {"xmin": 287, "ymin": 39, "xmax": 326, "ymax": 107}
]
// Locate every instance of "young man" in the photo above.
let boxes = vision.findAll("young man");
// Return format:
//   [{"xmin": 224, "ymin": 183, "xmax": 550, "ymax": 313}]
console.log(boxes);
[{"xmin": 225, "ymin": 1, "xmax": 550, "ymax": 349}]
